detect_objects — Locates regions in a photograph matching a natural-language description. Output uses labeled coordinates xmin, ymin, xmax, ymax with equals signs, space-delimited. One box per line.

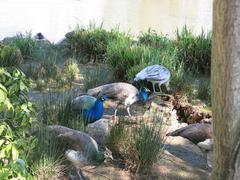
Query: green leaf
xmin=0 ymin=139 xmax=5 ymax=147
xmin=11 ymin=145 xmax=19 ymax=160
xmin=19 ymin=81 xmax=27 ymax=91
xmin=0 ymin=125 xmax=5 ymax=136
xmin=0 ymin=83 xmax=8 ymax=93
xmin=0 ymin=167 xmax=11 ymax=179
xmin=0 ymin=149 xmax=6 ymax=159
xmin=5 ymin=143 xmax=12 ymax=157
xmin=0 ymin=88 xmax=7 ymax=103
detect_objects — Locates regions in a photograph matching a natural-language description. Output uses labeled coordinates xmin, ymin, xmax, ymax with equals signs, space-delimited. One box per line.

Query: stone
xmin=86 ymin=118 xmax=112 ymax=146
xmin=165 ymin=137 xmax=210 ymax=168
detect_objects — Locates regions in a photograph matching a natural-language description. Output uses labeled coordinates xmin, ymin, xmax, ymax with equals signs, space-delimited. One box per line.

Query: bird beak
xmin=145 ymin=87 xmax=151 ymax=93
xmin=109 ymin=154 xmax=114 ymax=160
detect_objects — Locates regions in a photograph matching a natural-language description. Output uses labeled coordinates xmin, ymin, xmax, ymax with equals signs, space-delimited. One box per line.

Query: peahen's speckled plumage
xmin=134 ymin=64 xmax=171 ymax=94
xmin=166 ymin=123 xmax=213 ymax=144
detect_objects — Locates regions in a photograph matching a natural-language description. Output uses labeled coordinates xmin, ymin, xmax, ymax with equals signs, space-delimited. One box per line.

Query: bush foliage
xmin=0 ymin=44 xmax=22 ymax=67
xmin=108 ymin=116 xmax=165 ymax=174
xmin=0 ymin=68 xmax=35 ymax=179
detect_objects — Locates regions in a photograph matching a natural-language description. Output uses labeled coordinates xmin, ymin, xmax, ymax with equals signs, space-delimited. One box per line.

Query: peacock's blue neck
xmin=138 ymin=90 xmax=149 ymax=102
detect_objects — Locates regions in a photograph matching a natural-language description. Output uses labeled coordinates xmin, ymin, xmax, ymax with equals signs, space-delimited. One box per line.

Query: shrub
xmin=40 ymin=60 xmax=61 ymax=80
xmin=82 ymin=64 xmax=116 ymax=91
xmin=67 ymin=25 xmax=132 ymax=63
xmin=197 ymin=77 xmax=211 ymax=102
xmin=133 ymin=122 xmax=164 ymax=173
xmin=62 ymin=58 xmax=80 ymax=86
xmin=0 ymin=43 xmax=22 ymax=67
xmin=0 ymin=68 xmax=35 ymax=179
xmin=32 ymin=156 xmax=65 ymax=180
xmin=174 ymin=26 xmax=211 ymax=74
xmin=107 ymin=42 xmax=150 ymax=80
xmin=38 ymin=91 xmax=84 ymax=130
xmin=108 ymin=115 xmax=165 ymax=174
xmin=11 ymin=32 xmax=36 ymax=59
xmin=31 ymin=127 xmax=66 ymax=180
xmin=138 ymin=29 xmax=171 ymax=50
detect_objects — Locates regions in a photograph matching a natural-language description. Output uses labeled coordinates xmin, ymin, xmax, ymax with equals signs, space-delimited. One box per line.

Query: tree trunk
xmin=212 ymin=0 xmax=240 ymax=179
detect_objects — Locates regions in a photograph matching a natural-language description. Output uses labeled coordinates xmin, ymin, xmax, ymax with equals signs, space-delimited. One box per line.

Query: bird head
xmin=103 ymin=147 xmax=113 ymax=161
xmin=99 ymin=95 xmax=108 ymax=102
xmin=124 ymin=94 xmax=139 ymax=106
xmin=139 ymin=87 xmax=151 ymax=102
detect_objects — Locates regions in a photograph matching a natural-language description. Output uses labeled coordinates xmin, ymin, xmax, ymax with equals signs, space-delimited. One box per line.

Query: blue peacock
xmin=71 ymin=95 xmax=107 ymax=127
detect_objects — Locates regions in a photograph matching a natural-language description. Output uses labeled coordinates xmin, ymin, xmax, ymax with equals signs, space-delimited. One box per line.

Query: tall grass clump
xmin=11 ymin=32 xmax=36 ymax=59
xmin=31 ymin=128 xmax=66 ymax=180
xmin=197 ymin=77 xmax=211 ymax=103
xmin=138 ymin=29 xmax=171 ymax=50
xmin=38 ymin=91 xmax=84 ymax=131
xmin=108 ymin=115 xmax=165 ymax=174
xmin=83 ymin=64 xmax=116 ymax=91
xmin=107 ymin=42 xmax=151 ymax=80
xmin=67 ymin=24 xmax=132 ymax=63
xmin=174 ymin=26 xmax=211 ymax=74
xmin=0 ymin=43 xmax=22 ymax=67
xmin=62 ymin=58 xmax=80 ymax=86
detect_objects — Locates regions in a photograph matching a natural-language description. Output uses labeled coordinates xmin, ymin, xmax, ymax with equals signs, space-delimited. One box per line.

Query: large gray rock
xmin=86 ymin=118 xmax=112 ymax=146
xmin=165 ymin=136 xmax=205 ymax=165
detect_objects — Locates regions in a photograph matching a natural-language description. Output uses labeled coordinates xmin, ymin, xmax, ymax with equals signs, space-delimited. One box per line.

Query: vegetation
xmin=0 ymin=24 xmax=212 ymax=178
xmin=0 ymin=44 xmax=22 ymax=67
xmin=0 ymin=68 xmax=35 ymax=179
xmin=82 ymin=64 xmax=116 ymax=91
xmin=66 ymin=24 xmax=132 ymax=63
xmin=31 ymin=128 xmax=66 ymax=179
xmin=108 ymin=115 xmax=165 ymax=174
xmin=174 ymin=26 xmax=211 ymax=74
xmin=11 ymin=32 xmax=36 ymax=59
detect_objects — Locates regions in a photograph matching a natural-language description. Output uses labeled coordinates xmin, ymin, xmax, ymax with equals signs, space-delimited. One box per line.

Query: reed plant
xmin=174 ymin=26 xmax=211 ymax=74
xmin=108 ymin=114 xmax=165 ymax=174
xmin=138 ymin=29 xmax=171 ymax=50
xmin=82 ymin=64 xmax=116 ymax=91
xmin=0 ymin=43 xmax=22 ymax=67
xmin=11 ymin=32 xmax=36 ymax=59
xmin=38 ymin=91 xmax=84 ymax=131
xmin=62 ymin=58 xmax=80 ymax=86
xmin=31 ymin=127 xmax=66 ymax=180
xmin=197 ymin=77 xmax=211 ymax=103
xmin=67 ymin=23 xmax=132 ymax=63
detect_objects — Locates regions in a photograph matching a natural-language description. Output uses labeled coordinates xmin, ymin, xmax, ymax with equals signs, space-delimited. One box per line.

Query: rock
xmin=151 ymin=136 xmax=210 ymax=179
xmin=1 ymin=36 xmax=17 ymax=44
xmin=57 ymin=31 xmax=75 ymax=47
xmin=143 ymin=95 xmax=176 ymax=126
xmin=86 ymin=118 xmax=112 ymax=146
xmin=152 ymin=150 xmax=210 ymax=180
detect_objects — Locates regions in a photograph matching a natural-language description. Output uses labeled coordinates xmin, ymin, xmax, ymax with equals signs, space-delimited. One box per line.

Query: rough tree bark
xmin=212 ymin=0 xmax=240 ymax=179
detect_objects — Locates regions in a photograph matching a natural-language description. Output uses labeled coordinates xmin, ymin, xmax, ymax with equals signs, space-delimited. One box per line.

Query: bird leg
xmin=152 ymin=82 xmax=156 ymax=94
xmin=126 ymin=106 xmax=132 ymax=117
xmin=113 ymin=105 xmax=119 ymax=125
